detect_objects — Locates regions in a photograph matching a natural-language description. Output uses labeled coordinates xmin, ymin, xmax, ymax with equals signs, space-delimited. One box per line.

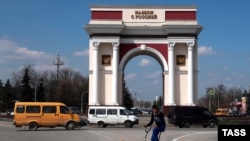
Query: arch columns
xmin=167 ymin=42 xmax=176 ymax=105
xmin=92 ymin=42 xmax=100 ymax=105
xmin=112 ymin=42 xmax=119 ymax=105
xmin=167 ymin=38 xmax=196 ymax=106
xmin=187 ymin=42 xmax=195 ymax=105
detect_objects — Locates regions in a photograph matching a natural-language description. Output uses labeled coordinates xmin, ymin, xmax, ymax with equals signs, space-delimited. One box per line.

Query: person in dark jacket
xmin=145 ymin=105 xmax=166 ymax=141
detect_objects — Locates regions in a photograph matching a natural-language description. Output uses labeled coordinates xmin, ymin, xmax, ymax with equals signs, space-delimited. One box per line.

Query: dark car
xmin=127 ymin=107 xmax=142 ymax=115
xmin=167 ymin=106 xmax=218 ymax=128
xmin=68 ymin=107 xmax=81 ymax=114
xmin=7 ymin=109 xmax=14 ymax=117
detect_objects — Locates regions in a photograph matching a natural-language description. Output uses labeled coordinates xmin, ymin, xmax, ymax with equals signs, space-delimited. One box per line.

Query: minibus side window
xmin=16 ymin=106 xmax=25 ymax=113
xmin=26 ymin=106 xmax=40 ymax=113
xmin=96 ymin=109 xmax=106 ymax=115
xmin=60 ymin=106 xmax=69 ymax=114
xmin=43 ymin=106 xmax=56 ymax=113
xmin=107 ymin=109 xmax=117 ymax=115
xmin=89 ymin=109 xmax=95 ymax=114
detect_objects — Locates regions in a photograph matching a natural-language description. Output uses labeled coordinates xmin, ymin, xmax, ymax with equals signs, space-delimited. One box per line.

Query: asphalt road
xmin=0 ymin=120 xmax=217 ymax=141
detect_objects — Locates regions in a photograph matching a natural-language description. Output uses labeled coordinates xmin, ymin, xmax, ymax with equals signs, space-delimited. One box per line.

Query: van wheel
xmin=66 ymin=121 xmax=75 ymax=130
xmin=209 ymin=121 xmax=216 ymax=128
xmin=202 ymin=125 xmax=208 ymax=128
xmin=184 ymin=122 xmax=191 ymax=128
xmin=28 ymin=122 xmax=38 ymax=131
xmin=97 ymin=121 xmax=105 ymax=128
xmin=178 ymin=124 xmax=184 ymax=128
xmin=125 ymin=121 xmax=132 ymax=128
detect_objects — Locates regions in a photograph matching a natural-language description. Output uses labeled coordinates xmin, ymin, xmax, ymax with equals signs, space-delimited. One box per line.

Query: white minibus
xmin=88 ymin=106 xmax=139 ymax=128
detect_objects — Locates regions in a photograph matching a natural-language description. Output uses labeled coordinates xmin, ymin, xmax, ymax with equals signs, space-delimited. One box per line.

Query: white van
xmin=87 ymin=106 xmax=139 ymax=128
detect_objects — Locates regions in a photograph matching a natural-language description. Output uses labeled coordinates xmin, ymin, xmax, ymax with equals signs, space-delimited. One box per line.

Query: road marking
xmin=172 ymin=131 xmax=216 ymax=141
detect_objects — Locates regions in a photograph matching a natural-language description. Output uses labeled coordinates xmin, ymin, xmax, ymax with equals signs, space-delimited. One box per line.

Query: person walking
xmin=144 ymin=105 xmax=166 ymax=141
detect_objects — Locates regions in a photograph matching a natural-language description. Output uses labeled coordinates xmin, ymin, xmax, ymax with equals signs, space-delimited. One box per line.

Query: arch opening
xmin=124 ymin=54 xmax=163 ymax=109
xmin=121 ymin=46 xmax=166 ymax=109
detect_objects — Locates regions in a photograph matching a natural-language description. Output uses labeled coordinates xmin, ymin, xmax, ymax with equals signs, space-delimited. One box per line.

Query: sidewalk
xmin=0 ymin=118 xmax=13 ymax=125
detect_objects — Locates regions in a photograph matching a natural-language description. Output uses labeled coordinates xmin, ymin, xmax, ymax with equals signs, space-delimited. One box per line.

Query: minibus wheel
xmin=97 ymin=121 xmax=105 ymax=128
xmin=66 ymin=121 xmax=75 ymax=130
xmin=28 ymin=122 xmax=38 ymax=131
xmin=125 ymin=121 xmax=132 ymax=128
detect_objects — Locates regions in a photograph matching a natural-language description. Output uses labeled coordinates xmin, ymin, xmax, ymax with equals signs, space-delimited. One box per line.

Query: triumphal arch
xmin=84 ymin=5 xmax=203 ymax=113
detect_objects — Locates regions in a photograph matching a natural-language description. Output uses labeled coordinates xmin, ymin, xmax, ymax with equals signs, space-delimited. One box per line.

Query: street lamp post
xmin=34 ymin=82 xmax=37 ymax=102
xmin=129 ymin=89 xmax=142 ymax=108
xmin=81 ymin=91 xmax=88 ymax=114
xmin=209 ymin=89 xmax=215 ymax=111
xmin=1 ymin=83 xmax=8 ymax=113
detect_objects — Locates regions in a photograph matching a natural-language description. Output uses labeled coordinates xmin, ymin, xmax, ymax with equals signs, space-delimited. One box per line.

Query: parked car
xmin=167 ymin=106 xmax=218 ymax=128
xmin=69 ymin=107 xmax=81 ymax=114
xmin=214 ymin=108 xmax=229 ymax=117
xmin=7 ymin=109 xmax=14 ymax=116
xmin=127 ymin=107 xmax=141 ymax=115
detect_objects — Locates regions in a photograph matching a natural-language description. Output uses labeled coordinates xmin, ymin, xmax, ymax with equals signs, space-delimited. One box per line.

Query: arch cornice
xmin=85 ymin=24 xmax=125 ymax=35
xmin=119 ymin=45 xmax=168 ymax=72
xmin=163 ymin=25 xmax=203 ymax=35
xmin=167 ymin=37 xmax=196 ymax=46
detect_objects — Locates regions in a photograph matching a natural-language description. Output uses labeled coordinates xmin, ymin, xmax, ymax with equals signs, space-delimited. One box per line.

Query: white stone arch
xmin=84 ymin=5 xmax=203 ymax=114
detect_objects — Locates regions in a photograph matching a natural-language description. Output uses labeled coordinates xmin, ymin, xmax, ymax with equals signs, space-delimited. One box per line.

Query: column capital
xmin=112 ymin=42 xmax=119 ymax=47
xmin=93 ymin=42 xmax=100 ymax=49
xmin=112 ymin=42 xmax=119 ymax=50
xmin=187 ymin=41 xmax=194 ymax=46
xmin=168 ymin=42 xmax=175 ymax=47
xmin=187 ymin=42 xmax=194 ymax=51
xmin=168 ymin=42 xmax=175 ymax=51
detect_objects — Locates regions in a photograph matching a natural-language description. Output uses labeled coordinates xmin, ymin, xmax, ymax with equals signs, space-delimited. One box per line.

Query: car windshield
xmin=205 ymin=110 xmax=213 ymax=116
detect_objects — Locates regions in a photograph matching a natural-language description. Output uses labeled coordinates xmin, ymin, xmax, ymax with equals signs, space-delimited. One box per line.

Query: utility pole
xmin=53 ymin=54 xmax=64 ymax=80
xmin=81 ymin=91 xmax=88 ymax=114
xmin=209 ymin=89 xmax=215 ymax=111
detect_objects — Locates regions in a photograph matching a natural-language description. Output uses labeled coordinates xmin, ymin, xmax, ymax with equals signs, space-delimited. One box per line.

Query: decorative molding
xmin=187 ymin=41 xmax=194 ymax=47
xmin=175 ymin=70 xmax=188 ymax=74
xmin=93 ymin=42 xmax=100 ymax=49
xmin=112 ymin=42 xmax=120 ymax=50
xmin=187 ymin=41 xmax=195 ymax=51
xmin=140 ymin=44 xmax=146 ymax=50
xmin=102 ymin=55 xmax=111 ymax=66
xmin=168 ymin=42 xmax=175 ymax=51
xmin=176 ymin=55 xmax=186 ymax=65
